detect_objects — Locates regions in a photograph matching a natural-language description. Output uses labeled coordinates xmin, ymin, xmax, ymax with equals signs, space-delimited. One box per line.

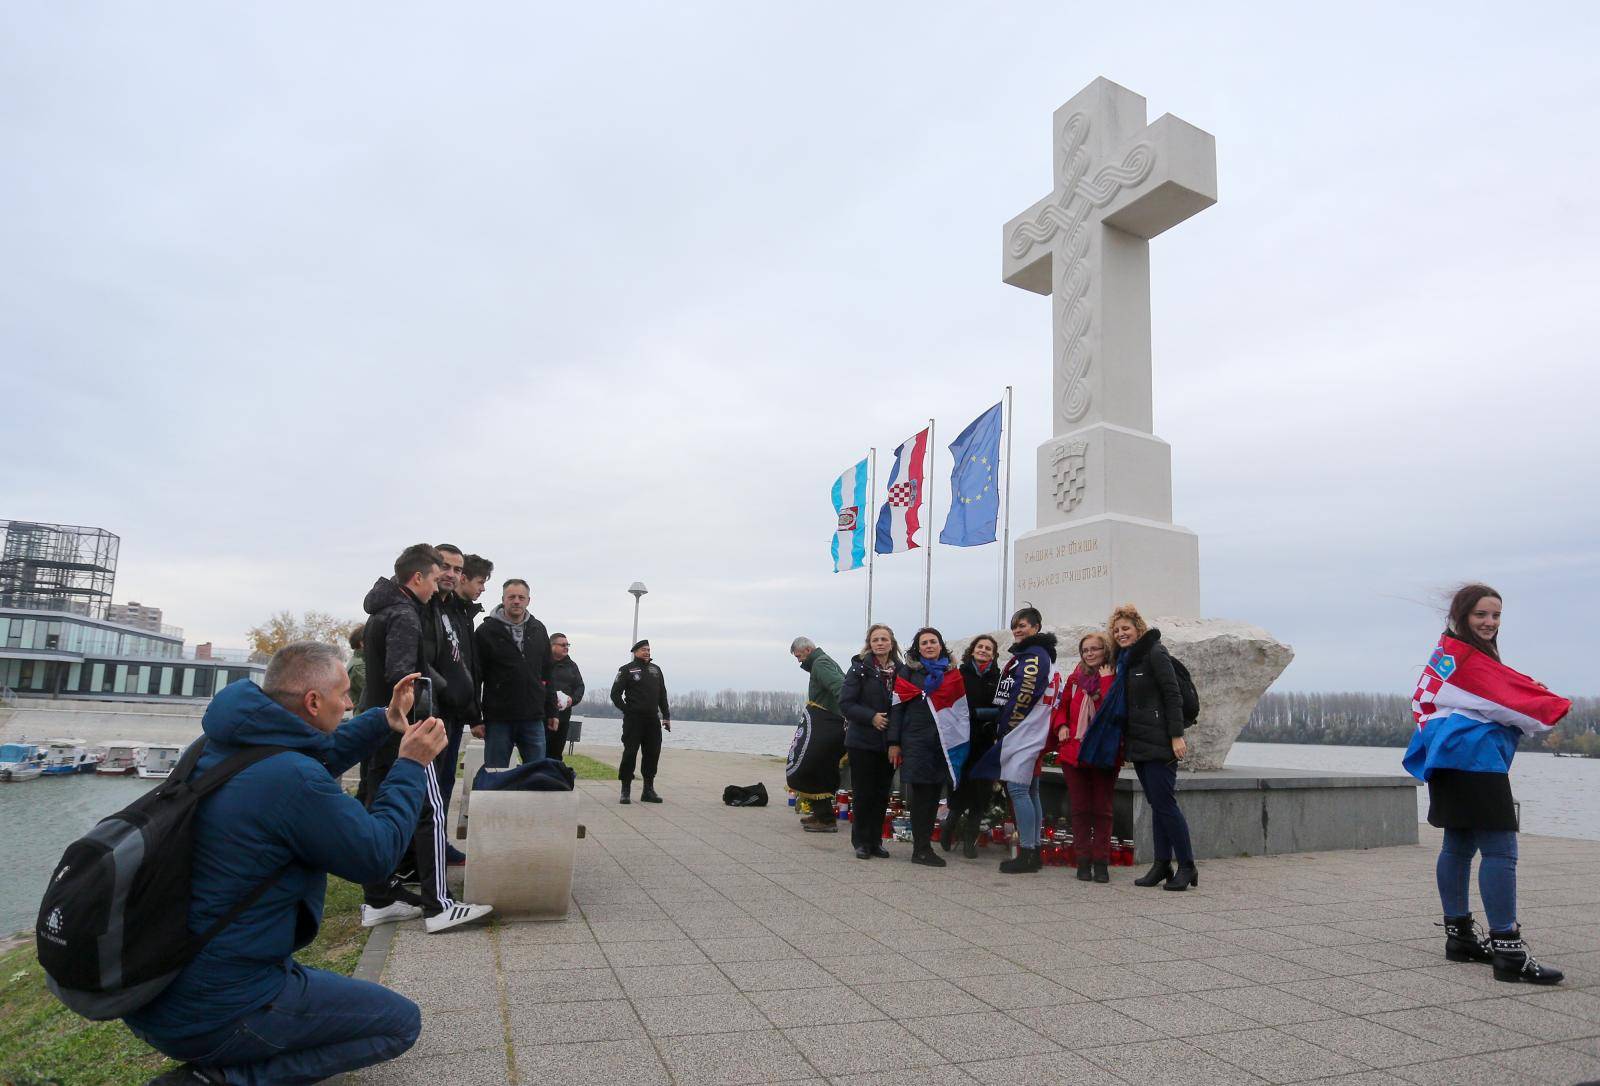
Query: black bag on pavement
xmin=35 ymin=738 xmax=291 ymax=1020
xmin=722 ymin=783 xmax=769 ymax=807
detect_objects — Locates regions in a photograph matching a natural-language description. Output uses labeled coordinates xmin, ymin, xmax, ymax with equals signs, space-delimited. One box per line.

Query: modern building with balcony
xmin=0 ymin=520 xmax=264 ymax=702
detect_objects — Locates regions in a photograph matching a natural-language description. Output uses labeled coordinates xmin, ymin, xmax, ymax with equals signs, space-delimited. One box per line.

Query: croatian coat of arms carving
xmin=1051 ymin=440 xmax=1088 ymax=513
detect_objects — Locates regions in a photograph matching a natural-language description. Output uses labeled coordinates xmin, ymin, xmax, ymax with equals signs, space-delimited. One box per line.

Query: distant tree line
xmin=579 ymin=688 xmax=804 ymax=726
xmin=1242 ymin=691 xmax=1600 ymax=756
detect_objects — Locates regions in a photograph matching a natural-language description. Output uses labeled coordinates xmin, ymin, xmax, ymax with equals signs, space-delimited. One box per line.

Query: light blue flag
xmin=831 ymin=458 xmax=869 ymax=572
xmin=939 ymin=401 xmax=1003 ymax=547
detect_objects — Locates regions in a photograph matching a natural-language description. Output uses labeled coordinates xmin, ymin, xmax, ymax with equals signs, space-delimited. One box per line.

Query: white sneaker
xmin=424 ymin=902 xmax=493 ymax=933
xmin=361 ymin=901 xmax=423 ymax=928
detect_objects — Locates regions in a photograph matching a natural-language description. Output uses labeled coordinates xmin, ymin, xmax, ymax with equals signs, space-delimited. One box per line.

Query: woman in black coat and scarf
xmin=1106 ymin=604 xmax=1197 ymax=891
xmin=839 ymin=624 xmax=902 ymax=860
xmin=943 ymin=634 xmax=1001 ymax=858
xmin=888 ymin=627 xmax=956 ymax=868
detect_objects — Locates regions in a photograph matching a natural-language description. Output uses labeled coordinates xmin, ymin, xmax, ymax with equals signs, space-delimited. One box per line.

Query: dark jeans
xmin=1133 ymin=759 xmax=1194 ymax=865
xmin=484 ymin=719 xmax=546 ymax=769
xmin=1064 ymin=764 xmax=1117 ymax=863
xmin=619 ymin=714 xmax=662 ymax=783
xmin=907 ymin=781 xmax=943 ymax=853
xmin=131 ymin=963 xmax=419 ymax=1085
xmin=547 ymin=709 xmax=573 ymax=762
xmin=848 ymin=747 xmax=892 ymax=849
xmin=361 ymin=740 xmax=453 ymax=915
xmin=1438 ymin=827 xmax=1518 ymax=931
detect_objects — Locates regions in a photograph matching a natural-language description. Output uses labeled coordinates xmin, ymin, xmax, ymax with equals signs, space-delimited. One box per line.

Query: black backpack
xmin=722 ymin=782 xmax=769 ymax=807
xmin=1169 ymin=655 xmax=1201 ymax=725
xmin=36 ymin=738 xmax=291 ymax=1020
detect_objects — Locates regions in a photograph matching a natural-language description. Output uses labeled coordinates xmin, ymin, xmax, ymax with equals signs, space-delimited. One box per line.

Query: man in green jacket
xmin=789 ymin=637 xmax=846 ymax=831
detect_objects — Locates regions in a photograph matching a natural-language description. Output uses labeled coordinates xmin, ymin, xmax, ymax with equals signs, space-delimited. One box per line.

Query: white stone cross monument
xmin=1004 ymin=77 xmax=1216 ymax=623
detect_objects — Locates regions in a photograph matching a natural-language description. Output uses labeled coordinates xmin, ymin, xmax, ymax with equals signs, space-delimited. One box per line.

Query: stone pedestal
xmin=1013 ymin=517 xmax=1200 ymax=627
xmin=464 ymin=789 xmax=579 ymax=921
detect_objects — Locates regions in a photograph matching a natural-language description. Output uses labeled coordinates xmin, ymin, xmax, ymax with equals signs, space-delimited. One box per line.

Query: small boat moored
xmin=0 ymin=741 xmax=47 ymax=782
xmin=137 ymin=743 xmax=183 ymax=780
xmin=97 ymin=741 xmax=145 ymax=776
xmin=41 ymin=739 xmax=102 ymax=776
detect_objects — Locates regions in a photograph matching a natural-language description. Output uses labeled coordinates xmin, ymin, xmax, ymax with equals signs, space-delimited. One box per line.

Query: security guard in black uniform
xmin=611 ymin=639 xmax=671 ymax=804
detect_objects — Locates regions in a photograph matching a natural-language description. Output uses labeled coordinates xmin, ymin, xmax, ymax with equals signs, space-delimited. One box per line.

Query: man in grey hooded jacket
xmin=474 ymin=578 xmax=560 ymax=768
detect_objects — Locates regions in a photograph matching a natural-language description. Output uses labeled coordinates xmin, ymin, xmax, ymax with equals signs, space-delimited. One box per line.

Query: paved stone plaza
xmin=354 ymin=747 xmax=1600 ymax=1086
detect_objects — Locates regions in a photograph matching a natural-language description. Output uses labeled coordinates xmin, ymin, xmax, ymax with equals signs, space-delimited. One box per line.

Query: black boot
xmin=1490 ymin=928 xmax=1563 ymax=985
xmin=1163 ymin=863 xmax=1199 ymax=891
xmin=911 ymin=847 xmax=947 ymax=867
xmin=1076 ymin=859 xmax=1094 ymax=881
xmin=962 ymin=821 xmax=980 ymax=859
xmin=619 ymin=781 xmax=631 ymax=804
xmin=1134 ymin=860 xmax=1174 ymax=887
xmin=1092 ymin=861 xmax=1110 ymax=883
xmin=1026 ymin=846 xmax=1043 ymax=873
xmin=999 ymin=847 xmax=1038 ymax=875
xmin=641 ymin=781 xmax=663 ymax=803
xmin=941 ymin=811 xmax=958 ymax=852
xmin=1442 ymin=915 xmax=1492 ymax=964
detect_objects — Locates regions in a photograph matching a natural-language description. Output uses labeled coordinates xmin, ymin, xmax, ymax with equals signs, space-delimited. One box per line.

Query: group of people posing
xmin=793 ymin=602 xmax=1201 ymax=892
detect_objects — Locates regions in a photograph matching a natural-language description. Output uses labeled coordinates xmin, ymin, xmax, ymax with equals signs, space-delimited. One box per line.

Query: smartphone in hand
xmin=411 ymin=677 xmax=433 ymax=724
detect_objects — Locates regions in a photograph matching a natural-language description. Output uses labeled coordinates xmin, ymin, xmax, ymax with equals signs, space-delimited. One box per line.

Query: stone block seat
xmin=455 ymin=739 xmax=583 ymax=921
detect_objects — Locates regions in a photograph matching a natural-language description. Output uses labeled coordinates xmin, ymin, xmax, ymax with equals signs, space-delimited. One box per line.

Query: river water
xmin=3 ymin=725 xmax=1595 ymax=936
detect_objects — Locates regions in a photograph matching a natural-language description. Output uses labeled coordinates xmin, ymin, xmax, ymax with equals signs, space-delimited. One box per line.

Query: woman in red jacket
xmin=1057 ymin=631 xmax=1118 ymax=882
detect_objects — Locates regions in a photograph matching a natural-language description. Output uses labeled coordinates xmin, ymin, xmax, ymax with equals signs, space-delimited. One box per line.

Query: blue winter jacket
xmin=124 ymin=680 xmax=426 ymax=1040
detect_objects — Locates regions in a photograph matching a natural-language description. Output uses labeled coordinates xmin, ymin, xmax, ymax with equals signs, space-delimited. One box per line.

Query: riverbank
xmin=355 ymin=745 xmax=1600 ymax=1086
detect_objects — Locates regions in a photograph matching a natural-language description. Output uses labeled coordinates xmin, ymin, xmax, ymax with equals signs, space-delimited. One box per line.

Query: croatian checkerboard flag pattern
xmin=1402 ymin=635 xmax=1570 ymax=781
xmin=874 ymin=427 xmax=929 ymax=555
xmin=831 ymin=457 xmax=869 ymax=573
xmin=891 ymin=669 xmax=972 ymax=787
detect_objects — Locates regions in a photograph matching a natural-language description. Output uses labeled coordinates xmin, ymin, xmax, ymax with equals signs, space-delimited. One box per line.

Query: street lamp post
xmin=628 ymin=581 xmax=648 ymax=645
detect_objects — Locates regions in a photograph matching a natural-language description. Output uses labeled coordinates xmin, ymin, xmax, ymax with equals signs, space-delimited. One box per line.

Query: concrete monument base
xmin=1038 ymin=765 xmax=1422 ymax=864
xmin=1013 ymin=516 xmax=1201 ymax=625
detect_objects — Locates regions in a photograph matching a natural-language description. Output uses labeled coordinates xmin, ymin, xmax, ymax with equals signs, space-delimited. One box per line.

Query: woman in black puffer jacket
xmin=839 ymin=624 xmax=902 ymax=860
xmin=888 ymin=627 xmax=957 ymax=868
xmin=1108 ymin=603 xmax=1197 ymax=891
xmin=943 ymin=634 xmax=1001 ymax=857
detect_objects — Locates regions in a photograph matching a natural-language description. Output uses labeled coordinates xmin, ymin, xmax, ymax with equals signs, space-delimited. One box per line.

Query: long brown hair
xmin=1076 ymin=631 xmax=1114 ymax=679
xmin=1446 ymin=583 xmax=1502 ymax=662
xmin=860 ymin=623 xmax=902 ymax=667
xmin=961 ymin=634 xmax=999 ymax=669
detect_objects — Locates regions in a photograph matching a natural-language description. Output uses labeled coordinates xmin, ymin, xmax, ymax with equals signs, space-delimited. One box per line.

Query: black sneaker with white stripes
xmin=424 ymin=901 xmax=493 ymax=934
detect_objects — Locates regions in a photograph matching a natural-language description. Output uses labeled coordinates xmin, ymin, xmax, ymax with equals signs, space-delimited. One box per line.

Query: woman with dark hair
xmin=943 ymin=634 xmax=1001 ymax=857
xmin=1102 ymin=604 xmax=1197 ymax=891
xmin=1059 ymin=631 xmax=1118 ymax=882
xmin=1402 ymin=584 xmax=1571 ymax=984
xmin=888 ymin=626 xmax=959 ymax=867
xmin=840 ymin=624 xmax=902 ymax=860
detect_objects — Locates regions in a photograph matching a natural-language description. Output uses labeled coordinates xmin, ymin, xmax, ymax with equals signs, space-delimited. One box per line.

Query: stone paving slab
xmin=351 ymin=746 xmax=1600 ymax=1085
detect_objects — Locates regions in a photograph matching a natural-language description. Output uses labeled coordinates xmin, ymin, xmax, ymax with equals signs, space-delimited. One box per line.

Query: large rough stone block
xmin=463 ymin=789 xmax=579 ymax=921
xmin=952 ymin=616 xmax=1292 ymax=770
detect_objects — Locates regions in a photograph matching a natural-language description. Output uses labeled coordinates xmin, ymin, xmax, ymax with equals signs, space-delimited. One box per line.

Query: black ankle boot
xmin=1134 ymin=860 xmax=1174 ymax=887
xmin=1092 ymin=861 xmax=1110 ymax=883
xmin=1163 ymin=863 xmax=1198 ymax=891
xmin=962 ymin=822 xmax=979 ymax=859
xmin=1490 ymin=928 xmax=1563 ymax=985
xmin=1442 ymin=915 xmax=1491 ymax=963
xmin=941 ymin=812 xmax=958 ymax=852
xmin=912 ymin=847 xmax=947 ymax=868
xmin=619 ymin=781 xmax=631 ymax=804
xmin=999 ymin=847 xmax=1037 ymax=875
xmin=1076 ymin=859 xmax=1093 ymax=881
xmin=640 ymin=781 xmax=663 ymax=803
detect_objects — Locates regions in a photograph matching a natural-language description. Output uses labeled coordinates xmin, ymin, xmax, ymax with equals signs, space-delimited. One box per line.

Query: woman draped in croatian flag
xmin=1403 ymin=583 xmax=1572 ymax=986
xmin=887 ymin=627 xmax=970 ymax=868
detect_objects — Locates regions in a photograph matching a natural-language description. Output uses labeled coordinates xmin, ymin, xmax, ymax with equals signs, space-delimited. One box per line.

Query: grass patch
xmin=565 ymin=752 xmax=616 ymax=781
xmin=0 ymin=877 xmax=371 ymax=1086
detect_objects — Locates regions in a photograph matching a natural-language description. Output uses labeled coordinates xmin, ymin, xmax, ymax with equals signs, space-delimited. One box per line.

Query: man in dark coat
xmin=546 ymin=632 xmax=584 ymax=762
xmin=610 ymin=639 xmax=670 ymax=804
xmin=430 ymin=544 xmax=484 ymax=865
xmin=788 ymin=637 xmax=845 ymax=831
xmin=129 ymin=644 xmax=444 ymax=1084
xmin=475 ymin=578 xmax=560 ymax=768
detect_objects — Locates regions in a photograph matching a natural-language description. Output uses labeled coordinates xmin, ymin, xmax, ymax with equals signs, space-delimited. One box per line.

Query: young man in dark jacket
xmin=431 ymin=544 xmax=485 ymax=864
xmin=610 ymin=639 xmax=671 ymax=804
xmin=546 ymin=632 xmax=584 ymax=763
xmin=358 ymin=544 xmax=492 ymax=934
xmin=131 ymin=643 xmax=444 ymax=1085
xmin=475 ymin=578 xmax=560 ymax=768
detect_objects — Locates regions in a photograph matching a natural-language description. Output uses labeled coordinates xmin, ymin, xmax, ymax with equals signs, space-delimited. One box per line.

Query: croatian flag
xmin=875 ymin=426 xmax=929 ymax=555
xmin=891 ymin=669 xmax=971 ymax=786
xmin=1402 ymin=635 xmax=1570 ymax=781
xmin=831 ymin=457 xmax=869 ymax=573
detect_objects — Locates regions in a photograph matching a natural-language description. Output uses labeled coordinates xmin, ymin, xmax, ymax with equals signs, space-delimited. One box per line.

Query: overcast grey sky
xmin=5 ymin=3 xmax=1597 ymax=698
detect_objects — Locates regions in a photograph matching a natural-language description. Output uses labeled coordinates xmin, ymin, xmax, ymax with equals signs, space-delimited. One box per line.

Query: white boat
xmin=41 ymin=739 xmax=101 ymax=776
xmin=137 ymin=744 xmax=182 ymax=779
xmin=0 ymin=741 xmax=46 ymax=782
xmin=97 ymin=741 xmax=144 ymax=776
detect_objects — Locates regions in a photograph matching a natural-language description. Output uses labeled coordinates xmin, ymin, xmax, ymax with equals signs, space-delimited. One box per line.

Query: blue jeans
xmin=1438 ymin=827 xmax=1518 ymax=931
xmin=484 ymin=719 xmax=546 ymax=769
xmin=1006 ymin=778 xmax=1042 ymax=848
xmin=132 ymin=963 xmax=419 ymax=1085
xmin=1134 ymin=759 xmax=1194 ymax=865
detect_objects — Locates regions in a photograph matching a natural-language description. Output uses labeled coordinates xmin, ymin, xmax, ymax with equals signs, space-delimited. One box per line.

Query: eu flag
xmin=939 ymin=401 xmax=1003 ymax=547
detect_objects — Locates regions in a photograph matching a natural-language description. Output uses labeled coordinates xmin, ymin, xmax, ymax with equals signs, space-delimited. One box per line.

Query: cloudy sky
xmin=6 ymin=4 xmax=1597 ymax=698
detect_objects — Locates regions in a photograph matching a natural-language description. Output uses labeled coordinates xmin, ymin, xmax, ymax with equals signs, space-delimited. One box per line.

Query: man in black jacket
xmin=546 ymin=632 xmax=584 ymax=763
xmin=357 ymin=543 xmax=492 ymax=935
xmin=610 ymin=639 xmax=671 ymax=804
xmin=430 ymin=544 xmax=484 ymax=866
xmin=475 ymin=578 xmax=560 ymax=768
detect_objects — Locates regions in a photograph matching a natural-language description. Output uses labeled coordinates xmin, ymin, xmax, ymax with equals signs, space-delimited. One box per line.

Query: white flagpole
xmin=998 ymin=386 xmax=1013 ymax=629
xmin=923 ymin=418 xmax=934 ymax=628
xmin=866 ymin=447 xmax=876 ymax=630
